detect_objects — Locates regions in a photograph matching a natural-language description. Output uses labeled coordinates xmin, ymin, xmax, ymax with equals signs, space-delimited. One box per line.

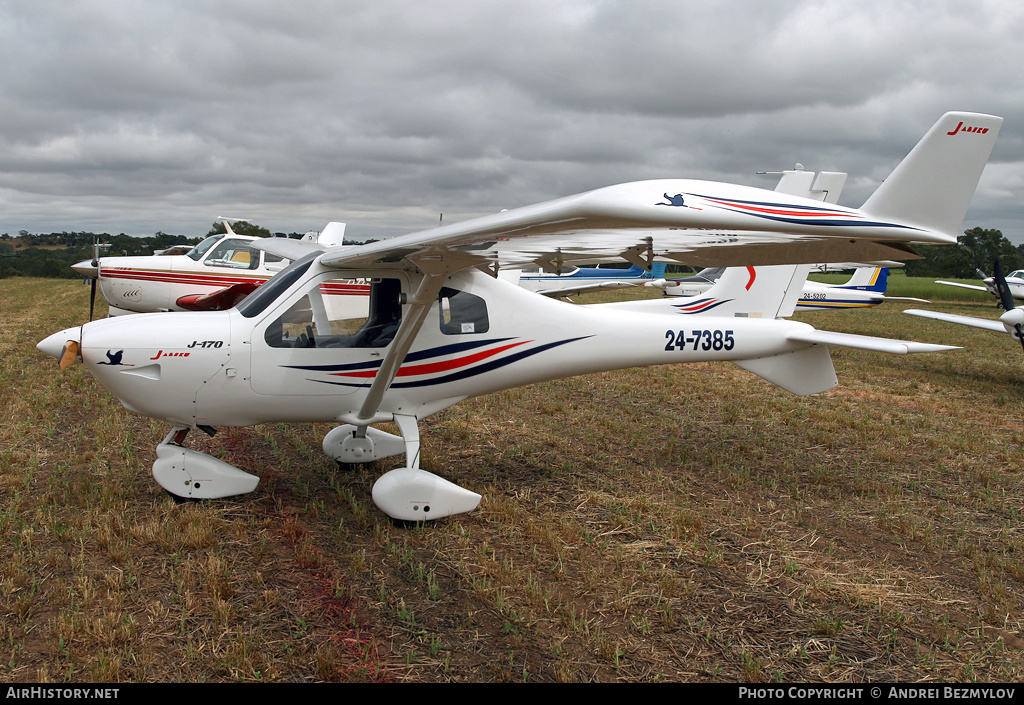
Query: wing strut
xmin=337 ymin=249 xmax=485 ymax=426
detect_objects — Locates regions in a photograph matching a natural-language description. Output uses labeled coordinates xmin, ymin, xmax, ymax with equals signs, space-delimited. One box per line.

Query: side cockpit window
xmin=438 ymin=287 xmax=489 ymax=335
xmin=264 ymin=277 xmax=401 ymax=349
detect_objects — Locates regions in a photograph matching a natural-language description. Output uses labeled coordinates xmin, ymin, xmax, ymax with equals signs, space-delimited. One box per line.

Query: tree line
xmin=903 ymin=228 xmax=1024 ymax=278
xmin=2 ymin=224 xmax=1021 ymax=281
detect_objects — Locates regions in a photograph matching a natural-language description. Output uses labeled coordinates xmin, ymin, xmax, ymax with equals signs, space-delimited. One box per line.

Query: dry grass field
xmin=1 ymin=276 xmax=1022 ymax=683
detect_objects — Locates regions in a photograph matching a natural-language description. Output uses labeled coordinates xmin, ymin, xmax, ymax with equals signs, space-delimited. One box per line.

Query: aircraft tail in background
xmin=840 ymin=266 xmax=888 ymax=292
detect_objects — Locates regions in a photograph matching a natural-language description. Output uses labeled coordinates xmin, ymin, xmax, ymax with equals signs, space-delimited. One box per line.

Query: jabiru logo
xmin=947 ymin=121 xmax=989 ymax=136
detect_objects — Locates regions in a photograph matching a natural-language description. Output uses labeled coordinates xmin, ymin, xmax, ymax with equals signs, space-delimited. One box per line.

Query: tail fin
xmin=317 ymin=222 xmax=347 ymax=247
xmin=593 ymin=264 xmax=809 ymax=318
xmin=861 ymin=112 xmax=1002 ymax=239
xmin=676 ymin=264 xmax=810 ymax=319
xmin=840 ymin=266 xmax=888 ymax=292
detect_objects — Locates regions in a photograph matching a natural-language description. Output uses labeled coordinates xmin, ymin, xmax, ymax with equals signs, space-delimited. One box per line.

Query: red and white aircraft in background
xmin=40 ymin=112 xmax=1001 ymax=522
xmin=72 ymin=220 xmax=361 ymax=316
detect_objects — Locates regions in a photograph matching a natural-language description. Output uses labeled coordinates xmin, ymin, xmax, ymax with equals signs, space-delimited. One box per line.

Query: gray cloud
xmin=1 ymin=0 xmax=1022 ymax=243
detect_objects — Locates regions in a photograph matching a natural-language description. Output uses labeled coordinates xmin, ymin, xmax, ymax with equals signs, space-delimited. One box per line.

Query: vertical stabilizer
xmin=841 ymin=266 xmax=887 ymax=292
xmin=318 ymin=222 xmax=347 ymax=247
xmin=861 ymin=112 xmax=1002 ymax=239
xmin=683 ymin=264 xmax=811 ymax=319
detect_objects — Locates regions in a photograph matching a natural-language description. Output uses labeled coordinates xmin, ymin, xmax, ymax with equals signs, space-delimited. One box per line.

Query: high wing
xmin=935 ymin=280 xmax=991 ymax=293
xmin=255 ymin=237 xmax=328 ymax=262
xmin=318 ymin=112 xmax=1001 ymax=274
xmin=316 ymin=178 xmax=930 ymax=271
xmin=904 ymin=309 xmax=1007 ymax=333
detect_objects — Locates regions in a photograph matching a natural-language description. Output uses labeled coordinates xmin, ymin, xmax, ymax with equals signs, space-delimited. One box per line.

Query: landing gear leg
xmin=370 ymin=414 xmax=481 ymax=522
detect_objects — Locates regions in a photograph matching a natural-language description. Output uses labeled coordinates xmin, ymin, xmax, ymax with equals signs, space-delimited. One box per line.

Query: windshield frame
xmin=236 ymin=252 xmax=319 ymax=318
xmin=186 ymin=234 xmax=226 ymax=261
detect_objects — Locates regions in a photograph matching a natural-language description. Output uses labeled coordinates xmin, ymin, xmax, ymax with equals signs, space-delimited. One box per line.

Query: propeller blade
xmin=994 ymin=261 xmax=1024 ymax=353
xmin=58 ymin=341 xmax=80 ymax=370
xmin=89 ymin=276 xmax=97 ymax=321
xmin=992 ymin=260 xmax=1017 ymax=311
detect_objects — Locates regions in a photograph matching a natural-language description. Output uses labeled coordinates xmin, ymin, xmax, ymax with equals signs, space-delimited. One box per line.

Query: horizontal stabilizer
xmin=786 ymin=329 xmax=960 ymax=354
xmin=877 ymin=295 xmax=930 ymax=303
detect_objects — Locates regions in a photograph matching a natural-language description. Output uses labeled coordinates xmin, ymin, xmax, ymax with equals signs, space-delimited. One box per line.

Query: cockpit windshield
xmin=186 ymin=234 xmax=226 ymax=261
xmin=236 ymin=252 xmax=318 ymax=318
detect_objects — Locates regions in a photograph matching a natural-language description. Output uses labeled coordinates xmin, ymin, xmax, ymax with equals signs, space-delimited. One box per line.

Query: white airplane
xmin=907 ymin=261 xmax=1024 ymax=352
xmin=72 ymin=220 xmax=357 ymax=316
xmin=38 ymin=111 xmax=1001 ymax=522
xmin=651 ymin=265 xmax=928 ymax=311
xmin=935 ymin=269 xmax=1024 ymax=303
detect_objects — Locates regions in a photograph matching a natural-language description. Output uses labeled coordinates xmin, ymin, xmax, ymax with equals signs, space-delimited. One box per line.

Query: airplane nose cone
xmin=1000 ymin=307 xmax=1024 ymax=328
xmin=37 ymin=327 xmax=82 ymax=360
xmin=72 ymin=259 xmax=98 ymax=278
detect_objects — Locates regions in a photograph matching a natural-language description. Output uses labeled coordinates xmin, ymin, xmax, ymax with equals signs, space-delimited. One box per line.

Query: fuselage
xmin=985 ymin=271 xmax=1024 ymax=302
xmin=71 ymin=259 xmax=822 ymax=430
xmin=75 ymin=233 xmax=370 ymax=315
xmin=516 ymin=263 xmax=668 ymax=293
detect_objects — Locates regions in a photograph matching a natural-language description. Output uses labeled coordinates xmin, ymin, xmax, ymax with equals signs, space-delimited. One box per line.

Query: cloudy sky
xmin=1 ymin=0 xmax=1022 ymax=244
